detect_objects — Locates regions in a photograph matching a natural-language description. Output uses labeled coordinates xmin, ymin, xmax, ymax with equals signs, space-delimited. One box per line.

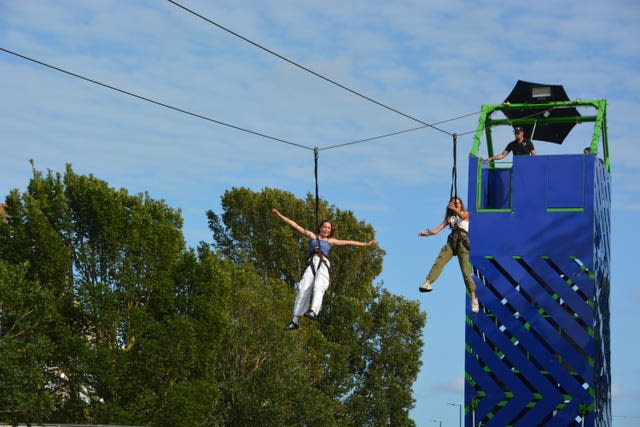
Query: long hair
xmin=316 ymin=219 xmax=335 ymax=238
xmin=444 ymin=196 xmax=464 ymax=221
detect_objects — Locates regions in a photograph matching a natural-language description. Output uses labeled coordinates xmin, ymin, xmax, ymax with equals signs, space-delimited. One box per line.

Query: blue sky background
xmin=1 ymin=1 xmax=639 ymax=425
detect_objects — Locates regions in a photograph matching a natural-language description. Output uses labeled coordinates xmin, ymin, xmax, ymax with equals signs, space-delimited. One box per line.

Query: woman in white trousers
xmin=272 ymin=208 xmax=375 ymax=330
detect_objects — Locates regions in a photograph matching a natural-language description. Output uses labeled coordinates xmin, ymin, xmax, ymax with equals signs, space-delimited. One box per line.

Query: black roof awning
xmin=502 ymin=80 xmax=581 ymax=144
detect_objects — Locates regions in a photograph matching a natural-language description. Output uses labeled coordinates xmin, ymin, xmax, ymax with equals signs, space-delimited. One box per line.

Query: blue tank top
xmin=309 ymin=238 xmax=331 ymax=256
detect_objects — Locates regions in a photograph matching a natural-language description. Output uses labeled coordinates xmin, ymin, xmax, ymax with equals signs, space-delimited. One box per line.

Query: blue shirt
xmin=309 ymin=238 xmax=332 ymax=256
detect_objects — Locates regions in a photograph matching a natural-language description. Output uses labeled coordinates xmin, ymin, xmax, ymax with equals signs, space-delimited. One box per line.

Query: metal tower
xmin=464 ymin=94 xmax=611 ymax=426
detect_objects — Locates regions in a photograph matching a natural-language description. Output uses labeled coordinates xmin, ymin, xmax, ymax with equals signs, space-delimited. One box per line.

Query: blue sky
xmin=1 ymin=1 xmax=639 ymax=425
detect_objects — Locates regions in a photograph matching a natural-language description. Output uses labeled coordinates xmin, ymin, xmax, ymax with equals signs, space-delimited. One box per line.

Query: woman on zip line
xmin=417 ymin=196 xmax=479 ymax=313
xmin=272 ymin=208 xmax=376 ymax=331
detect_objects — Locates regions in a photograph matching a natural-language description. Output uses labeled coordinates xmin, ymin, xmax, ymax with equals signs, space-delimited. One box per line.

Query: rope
xmin=314 ymin=147 xmax=320 ymax=226
xmin=450 ymin=133 xmax=458 ymax=199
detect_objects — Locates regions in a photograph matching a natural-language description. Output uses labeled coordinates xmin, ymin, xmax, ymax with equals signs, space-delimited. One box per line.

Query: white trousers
xmin=293 ymin=255 xmax=330 ymax=317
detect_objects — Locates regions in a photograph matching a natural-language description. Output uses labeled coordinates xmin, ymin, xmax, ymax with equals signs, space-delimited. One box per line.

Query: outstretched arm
xmin=328 ymin=237 xmax=376 ymax=247
xmin=272 ymin=208 xmax=314 ymax=239
xmin=418 ymin=219 xmax=447 ymax=237
xmin=486 ymin=150 xmax=509 ymax=162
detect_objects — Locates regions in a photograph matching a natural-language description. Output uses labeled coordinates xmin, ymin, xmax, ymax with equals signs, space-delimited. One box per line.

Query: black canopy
xmin=503 ymin=80 xmax=581 ymax=144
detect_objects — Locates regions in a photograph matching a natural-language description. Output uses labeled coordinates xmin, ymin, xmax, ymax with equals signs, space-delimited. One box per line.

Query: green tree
xmin=1 ymin=167 xmax=83 ymax=424
xmin=0 ymin=261 xmax=56 ymax=423
xmin=208 ymin=187 xmax=425 ymax=426
xmin=344 ymin=289 xmax=425 ymax=426
xmin=62 ymin=166 xmax=187 ymax=424
xmin=0 ymin=164 xmax=190 ymax=424
xmin=0 ymin=169 xmax=425 ymax=426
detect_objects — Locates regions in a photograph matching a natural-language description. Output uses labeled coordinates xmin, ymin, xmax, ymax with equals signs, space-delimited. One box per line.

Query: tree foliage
xmin=0 ymin=261 xmax=55 ymax=423
xmin=0 ymin=168 xmax=425 ymax=426
xmin=208 ymin=187 xmax=426 ymax=426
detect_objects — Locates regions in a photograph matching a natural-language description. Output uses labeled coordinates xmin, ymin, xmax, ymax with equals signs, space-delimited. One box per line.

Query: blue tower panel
xmin=481 ymin=168 xmax=512 ymax=209
xmin=464 ymin=154 xmax=611 ymax=426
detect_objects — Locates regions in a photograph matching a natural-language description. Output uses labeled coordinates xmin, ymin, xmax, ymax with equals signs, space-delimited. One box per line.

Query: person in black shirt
xmin=486 ymin=126 xmax=536 ymax=162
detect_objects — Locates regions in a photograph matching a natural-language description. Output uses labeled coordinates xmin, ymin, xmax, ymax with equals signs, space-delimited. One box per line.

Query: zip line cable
xmin=0 ymin=47 xmax=313 ymax=152
xmin=167 ymin=0 xmax=481 ymax=212
xmin=166 ymin=0 xmax=452 ymax=136
xmin=1 ymin=46 xmax=475 ymax=221
xmin=432 ymin=110 xmax=482 ymax=126
xmin=450 ymin=133 xmax=458 ymax=199
xmin=1 ymin=45 xmax=322 ymax=225
xmin=456 ymin=107 xmax=562 ymax=138
xmin=2 ymin=45 xmax=476 ymax=225
xmin=321 ymin=125 xmax=429 ymax=151
xmin=321 ymin=111 xmax=481 ymax=151
xmin=1 ymin=47 xmax=480 ymax=154
xmin=314 ymin=147 xmax=320 ymax=225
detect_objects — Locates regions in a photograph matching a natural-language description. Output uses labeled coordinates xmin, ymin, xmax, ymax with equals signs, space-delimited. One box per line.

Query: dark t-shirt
xmin=505 ymin=138 xmax=535 ymax=156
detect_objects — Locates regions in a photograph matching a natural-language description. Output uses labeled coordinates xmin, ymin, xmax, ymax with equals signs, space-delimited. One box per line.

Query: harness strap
xmin=447 ymin=228 xmax=470 ymax=255
xmin=307 ymin=253 xmax=330 ymax=277
xmin=450 ymin=227 xmax=467 ymax=236
xmin=305 ymin=235 xmax=329 ymax=277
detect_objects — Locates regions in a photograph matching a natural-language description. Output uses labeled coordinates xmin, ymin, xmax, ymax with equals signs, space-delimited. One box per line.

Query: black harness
xmin=306 ymin=236 xmax=330 ymax=277
xmin=447 ymin=227 xmax=470 ymax=255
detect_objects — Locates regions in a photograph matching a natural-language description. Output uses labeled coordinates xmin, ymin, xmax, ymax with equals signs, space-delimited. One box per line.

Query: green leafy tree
xmin=1 ymin=167 xmax=83 ymax=424
xmin=207 ymin=187 xmax=425 ymax=426
xmin=344 ymin=289 xmax=425 ymax=426
xmin=0 ymin=164 xmax=190 ymax=424
xmin=63 ymin=166 xmax=188 ymax=424
xmin=1 ymin=168 xmax=426 ymax=426
xmin=0 ymin=261 xmax=56 ymax=423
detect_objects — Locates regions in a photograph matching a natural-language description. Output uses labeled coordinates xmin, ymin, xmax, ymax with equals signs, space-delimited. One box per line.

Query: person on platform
xmin=486 ymin=126 xmax=536 ymax=162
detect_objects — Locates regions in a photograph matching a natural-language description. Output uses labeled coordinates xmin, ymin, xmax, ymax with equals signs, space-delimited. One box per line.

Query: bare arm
xmin=487 ymin=150 xmax=509 ymax=162
xmin=328 ymin=237 xmax=376 ymax=247
xmin=447 ymin=201 xmax=469 ymax=220
xmin=272 ymin=208 xmax=314 ymax=239
xmin=418 ymin=219 xmax=448 ymax=237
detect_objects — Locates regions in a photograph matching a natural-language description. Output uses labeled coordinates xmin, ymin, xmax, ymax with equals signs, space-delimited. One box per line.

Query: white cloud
xmin=432 ymin=376 xmax=465 ymax=394
xmin=2 ymin=0 xmax=639 ymax=423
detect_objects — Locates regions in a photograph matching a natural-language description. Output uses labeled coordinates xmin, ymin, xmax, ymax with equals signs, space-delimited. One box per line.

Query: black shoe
xmin=304 ymin=309 xmax=317 ymax=320
xmin=284 ymin=321 xmax=299 ymax=331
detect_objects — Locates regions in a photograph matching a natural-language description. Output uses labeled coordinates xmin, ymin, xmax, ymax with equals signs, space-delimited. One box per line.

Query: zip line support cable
xmin=166 ymin=0 xmax=453 ymax=137
xmin=314 ymin=146 xmax=320 ymax=226
xmin=1 ymin=47 xmax=482 ymax=154
xmin=450 ymin=133 xmax=458 ymax=199
xmin=0 ymin=47 xmax=313 ymax=152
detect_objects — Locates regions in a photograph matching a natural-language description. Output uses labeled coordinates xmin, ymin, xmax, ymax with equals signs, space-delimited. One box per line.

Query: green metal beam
xmin=469 ymin=99 xmax=609 ymax=170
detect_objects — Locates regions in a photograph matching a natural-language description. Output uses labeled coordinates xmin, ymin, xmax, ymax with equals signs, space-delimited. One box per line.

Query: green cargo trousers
xmin=425 ymin=233 xmax=475 ymax=295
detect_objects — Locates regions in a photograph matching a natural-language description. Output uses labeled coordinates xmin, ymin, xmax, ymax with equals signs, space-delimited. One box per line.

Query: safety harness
xmin=306 ymin=235 xmax=330 ymax=277
xmin=447 ymin=223 xmax=470 ymax=255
